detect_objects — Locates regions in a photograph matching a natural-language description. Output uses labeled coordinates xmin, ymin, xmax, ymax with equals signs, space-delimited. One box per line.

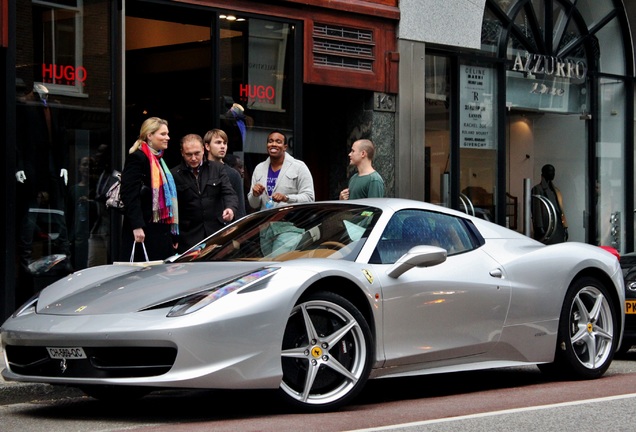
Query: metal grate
xmin=314 ymin=23 xmax=373 ymax=42
xmin=313 ymin=23 xmax=375 ymax=71
xmin=314 ymin=54 xmax=373 ymax=71
xmin=314 ymin=40 xmax=373 ymax=57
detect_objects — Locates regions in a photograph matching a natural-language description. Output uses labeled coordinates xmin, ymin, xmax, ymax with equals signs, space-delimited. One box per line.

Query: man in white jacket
xmin=248 ymin=130 xmax=315 ymax=211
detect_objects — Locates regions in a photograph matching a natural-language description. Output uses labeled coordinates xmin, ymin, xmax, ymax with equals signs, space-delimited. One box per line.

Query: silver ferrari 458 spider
xmin=1 ymin=199 xmax=625 ymax=411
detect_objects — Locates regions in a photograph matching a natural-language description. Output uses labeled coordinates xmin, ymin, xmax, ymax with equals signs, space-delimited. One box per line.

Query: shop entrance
xmin=124 ymin=2 xmax=300 ymax=202
xmin=302 ymin=85 xmax=374 ymax=201
xmin=507 ymin=111 xmax=587 ymax=242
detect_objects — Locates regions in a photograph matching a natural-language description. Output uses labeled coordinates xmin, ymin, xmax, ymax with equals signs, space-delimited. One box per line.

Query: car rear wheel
xmin=540 ymin=277 xmax=617 ymax=379
xmin=279 ymin=291 xmax=373 ymax=411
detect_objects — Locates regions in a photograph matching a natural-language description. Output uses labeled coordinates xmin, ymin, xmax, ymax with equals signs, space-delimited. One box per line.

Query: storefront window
xmin=597 ymin=78 xmax=626 ymax=249
xmin=423 ymin=55 xmax=498 ymax=222
xmin=125 ymin=9 xmax=213 ymax=164
xmin=219 ymin=16 xmax=295 ymax=175
xmin=577 ymin=0 xmax=616 ymax=30
xmin=477 ymin=0 xmax=632 ymax=246
xmin=15 ymin=0 xmax=112 ymax=302
xmin=500 ymin=1 xmax=590 ymax=242
xmin=459 ymin=61 xmax=498 ymax=222
xmin=424 ymin=55 xmax=450 ymax=206
xmin=595 ymin=17 xmax=626 ymax=76
xmin=32 ymin=0 xmax=85 ymax=96
xmin=480 ymin=6 xmax=503 ymax=56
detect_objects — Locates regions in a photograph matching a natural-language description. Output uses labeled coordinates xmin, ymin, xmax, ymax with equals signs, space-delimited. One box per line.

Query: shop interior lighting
xmin=220 ymin=14 xmax=245 ymax=22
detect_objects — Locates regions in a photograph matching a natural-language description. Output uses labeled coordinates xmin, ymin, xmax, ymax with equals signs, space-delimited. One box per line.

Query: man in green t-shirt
xmin=339 ymin=139 xmax=385 ymax=200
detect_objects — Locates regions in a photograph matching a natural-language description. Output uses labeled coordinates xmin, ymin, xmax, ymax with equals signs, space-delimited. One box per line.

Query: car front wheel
xmin=279 ymin=291 xmax=373 ymax=411
xmin=540 ymin=276 xmax=618 ymax=379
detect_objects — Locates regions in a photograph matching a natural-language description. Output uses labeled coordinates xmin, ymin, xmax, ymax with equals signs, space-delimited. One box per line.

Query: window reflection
xmin=16 ymin=0 xmax=112 ymax=303
xmin=219 ymin=16 xmax=295 ymax=198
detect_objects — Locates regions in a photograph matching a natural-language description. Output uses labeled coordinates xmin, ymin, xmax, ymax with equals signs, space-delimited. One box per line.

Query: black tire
xmin=539 ymin=276 xmax=618 ymax=379
xmin=279 ymin=291 xmax=373 ymax=411
xmin=80 ymin=385 xmax=150 ymax=402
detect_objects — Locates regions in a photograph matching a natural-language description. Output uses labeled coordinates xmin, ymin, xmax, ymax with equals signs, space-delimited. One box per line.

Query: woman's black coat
xmin=120 ymin=149 xmax=175 ymax=261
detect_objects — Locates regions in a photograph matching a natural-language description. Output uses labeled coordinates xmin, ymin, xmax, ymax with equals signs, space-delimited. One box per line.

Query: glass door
xmin=597 ymin=77 xmax=626 ymax=250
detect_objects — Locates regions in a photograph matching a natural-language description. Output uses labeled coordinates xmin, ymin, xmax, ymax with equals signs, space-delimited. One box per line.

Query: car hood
xmin=36 ymin=262 xmax=272 ymax=315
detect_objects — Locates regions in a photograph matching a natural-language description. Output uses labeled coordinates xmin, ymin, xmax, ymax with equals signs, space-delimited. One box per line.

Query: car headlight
xmin=12 ymin=293 xmax=40 ymax=318
xmin=167 ymin=267 xmax=279 ymax=317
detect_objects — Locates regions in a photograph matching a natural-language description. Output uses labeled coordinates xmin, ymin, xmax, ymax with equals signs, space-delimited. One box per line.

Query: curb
xmin=0 ymin=380 xmax=83 ymax=405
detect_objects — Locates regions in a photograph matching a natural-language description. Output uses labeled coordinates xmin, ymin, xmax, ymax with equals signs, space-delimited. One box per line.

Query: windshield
xmin=174 ymin=203 xmax=382 ymax=262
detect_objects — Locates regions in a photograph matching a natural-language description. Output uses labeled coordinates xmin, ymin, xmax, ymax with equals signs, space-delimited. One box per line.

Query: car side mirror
xmin=386 ymin=245 xmax=447 ymax=279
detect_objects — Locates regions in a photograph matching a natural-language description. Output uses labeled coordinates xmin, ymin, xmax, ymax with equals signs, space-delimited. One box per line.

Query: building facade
xmin=398 ymin=0 xmax=635 ymax=252
xmin=1 ymin=0 xmax=399 ymax=319
xmin=2 ymin=0 xmax=636 ymax=321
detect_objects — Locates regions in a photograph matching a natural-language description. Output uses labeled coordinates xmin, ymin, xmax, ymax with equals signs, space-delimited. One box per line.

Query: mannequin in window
xmin=68 ymin=156 xmax=97 ymax=269
xmin=15 ymin=82 xmax=71 ymax=273
xmin=89 ymin=144 xmax=113 ymax=266
xmin=531 ymin=164 xmax=568 ymax=244
xmin=220 ymin=101 xmax=253 ymax=152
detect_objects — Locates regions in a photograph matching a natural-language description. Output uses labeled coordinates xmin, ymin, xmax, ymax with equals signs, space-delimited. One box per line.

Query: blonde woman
xmin=120 ymin=117 xmax=179 ymax=261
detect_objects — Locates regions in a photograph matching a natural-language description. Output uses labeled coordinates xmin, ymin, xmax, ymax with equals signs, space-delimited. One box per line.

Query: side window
xmin=371 ymin=210 xmax=477 ymax=264
xmin=33 ymin=0 xmax=86 ymax=97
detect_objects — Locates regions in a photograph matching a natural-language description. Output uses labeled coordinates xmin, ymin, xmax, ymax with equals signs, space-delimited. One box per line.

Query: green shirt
xmin=348 ymin=171 xmax=385 ymax=199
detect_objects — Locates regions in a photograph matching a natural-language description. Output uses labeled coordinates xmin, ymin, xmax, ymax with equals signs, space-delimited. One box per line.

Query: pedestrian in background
xmin=224 ymin=153 xmax=245 ymax=180
xmin=204 ymin=129 xmax=246 ymax=219
xmin=172 ymin=133 xmax=237 ymax=253
xmin=120 ymin=117 xmax=178 ymax=261
xmin=340 ymin=139 xmax=384 ymax=200
xmin=248 ymin=130 xmax=315 ymax=210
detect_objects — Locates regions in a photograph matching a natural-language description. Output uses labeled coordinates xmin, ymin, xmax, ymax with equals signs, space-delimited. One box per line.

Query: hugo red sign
xmin=42 ymin=64 xmax=87 ymax=86
xmin=239 ymin=84 xmax=275 ymax=104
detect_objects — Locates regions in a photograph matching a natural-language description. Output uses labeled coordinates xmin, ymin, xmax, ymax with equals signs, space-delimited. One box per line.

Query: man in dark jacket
xmin=171 ymin=134 xmax=238 ymax=253
xmin=204 ymin=128 xmax=247 ymax=218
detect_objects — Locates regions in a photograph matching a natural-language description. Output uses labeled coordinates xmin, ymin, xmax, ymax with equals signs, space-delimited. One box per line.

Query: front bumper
xmin=1 ymin=305 xmax=286 ymax=390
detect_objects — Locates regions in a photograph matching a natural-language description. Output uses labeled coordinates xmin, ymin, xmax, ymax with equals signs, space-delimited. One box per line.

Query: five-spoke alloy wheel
xmin=279 ymin=291 xmax=372 ymax=411
xmin=541 ymin=277 xmax=618 ymax=379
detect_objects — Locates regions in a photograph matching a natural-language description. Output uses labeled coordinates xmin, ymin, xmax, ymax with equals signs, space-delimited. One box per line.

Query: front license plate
xmin=625 ymin=300 xmax=636 ymax=314
xmin=47 ymin=347 xmax=87 ymax=360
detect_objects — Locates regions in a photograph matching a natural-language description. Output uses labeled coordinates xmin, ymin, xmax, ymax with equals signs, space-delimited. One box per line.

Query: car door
xmin=369 ymin=210 xmax=511 ymax=367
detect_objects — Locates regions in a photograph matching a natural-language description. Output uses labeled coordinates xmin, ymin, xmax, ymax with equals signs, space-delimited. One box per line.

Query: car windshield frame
xmin=174 ymin=203 xmax=383 ymax=263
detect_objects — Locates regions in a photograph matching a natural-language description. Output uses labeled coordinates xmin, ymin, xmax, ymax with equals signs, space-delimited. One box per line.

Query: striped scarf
xmin=140 ymin=142 xmax=179 ymax=234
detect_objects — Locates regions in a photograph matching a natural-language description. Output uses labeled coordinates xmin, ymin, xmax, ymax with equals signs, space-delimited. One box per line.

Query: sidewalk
xmin=0 ymin=335 xmax=82 ymax=404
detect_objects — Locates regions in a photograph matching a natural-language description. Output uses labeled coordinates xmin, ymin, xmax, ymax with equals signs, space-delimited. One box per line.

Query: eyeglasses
xmin=267 ymin=138 xmax=284 ymax=144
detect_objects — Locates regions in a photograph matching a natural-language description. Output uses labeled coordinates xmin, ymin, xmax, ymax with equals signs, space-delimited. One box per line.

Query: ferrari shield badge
xmin=362 ymin=269 xmax=374 ymax=284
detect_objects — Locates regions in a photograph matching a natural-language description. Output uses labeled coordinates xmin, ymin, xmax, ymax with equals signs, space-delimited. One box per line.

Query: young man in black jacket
xmin=204 ymin=128 xmax=247 ymax=218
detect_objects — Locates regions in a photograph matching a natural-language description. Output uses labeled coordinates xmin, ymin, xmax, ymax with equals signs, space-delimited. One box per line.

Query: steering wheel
xmin=319 ymin=241 xmax=346 ymax=250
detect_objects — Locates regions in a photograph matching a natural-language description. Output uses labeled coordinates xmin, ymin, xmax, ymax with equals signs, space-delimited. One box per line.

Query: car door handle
xmin=489 ymin=268 xmax=503 ymax=278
